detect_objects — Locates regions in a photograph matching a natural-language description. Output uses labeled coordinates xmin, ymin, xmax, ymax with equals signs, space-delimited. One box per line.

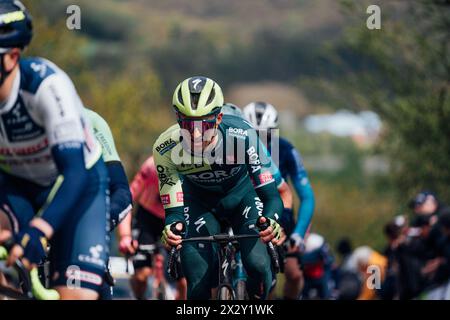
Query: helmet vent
xmin=190 ymin=93 xmax=200 ymax=110
xmin=177 ymin=89 xmax=184 ymax=105
xmin=206 ymin=87 xmax=216 ymax=105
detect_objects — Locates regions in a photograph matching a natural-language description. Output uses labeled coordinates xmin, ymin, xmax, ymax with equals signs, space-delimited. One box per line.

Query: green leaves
xmin=342 ymin=1 xmax=450 ymax=200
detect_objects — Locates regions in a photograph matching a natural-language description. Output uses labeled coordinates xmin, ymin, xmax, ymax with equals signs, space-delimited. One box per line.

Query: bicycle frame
xmin=168 ymin=230 xmax=260 ymax=299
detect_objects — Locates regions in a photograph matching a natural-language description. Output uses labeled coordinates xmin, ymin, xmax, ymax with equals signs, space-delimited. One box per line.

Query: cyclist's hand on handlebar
xmin=161 ymin=223 xmax=183 ymax=250
xmin=119 ymin=235 xmax=137 ymax=255
xmin=289 ymin=233 xmax=305 ymax=253
xmin=7 ymin=227 xmax=47 ymax=268
xmin=258 ymin=217 xmax=282 ymax=245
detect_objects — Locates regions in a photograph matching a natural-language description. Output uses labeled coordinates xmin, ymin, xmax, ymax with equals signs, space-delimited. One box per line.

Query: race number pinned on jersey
xmin=161 ymin=194 xmax=171 ymax=206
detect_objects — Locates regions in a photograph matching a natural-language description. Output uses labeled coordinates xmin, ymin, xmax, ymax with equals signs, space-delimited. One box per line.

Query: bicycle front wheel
xmin=217 ymin=285 xmax=234 ymax=300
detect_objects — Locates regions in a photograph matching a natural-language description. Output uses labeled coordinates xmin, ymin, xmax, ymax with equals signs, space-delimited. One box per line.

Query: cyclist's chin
xmin=193 ymin=137 xmax=215 ymax=149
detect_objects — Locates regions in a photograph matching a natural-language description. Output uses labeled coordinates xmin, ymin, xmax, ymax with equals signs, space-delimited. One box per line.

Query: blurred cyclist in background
xmin=243 ymin=101 xmax=315 ymax=299
xmin=118 ymin=156 xmax=186 ymax=300
xmin=300 ymin=233 xmax=334 ymax=299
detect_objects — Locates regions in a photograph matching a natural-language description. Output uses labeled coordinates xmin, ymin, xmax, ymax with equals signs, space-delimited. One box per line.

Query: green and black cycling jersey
xmin=153 ymin=114 xmax=283 ymax=226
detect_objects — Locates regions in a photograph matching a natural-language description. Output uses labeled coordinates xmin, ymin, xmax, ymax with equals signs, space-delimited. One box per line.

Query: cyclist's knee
xmin=55 ymin=286 xmax=99 ymax=300
xmin=134 ymin=267 xmax=152 ymax=281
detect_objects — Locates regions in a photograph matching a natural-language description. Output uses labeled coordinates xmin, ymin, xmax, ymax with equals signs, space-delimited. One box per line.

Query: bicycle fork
xmin=217 ymin=241 xmax=235 ymax=298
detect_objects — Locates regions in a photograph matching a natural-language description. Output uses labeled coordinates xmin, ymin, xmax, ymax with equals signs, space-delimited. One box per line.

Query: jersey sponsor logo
xmin=246 ymin=146 xmax=262 ymax=173
xmin=156 ymin=139 xmax=177 ymax=155
xmin=242 ymin=206 xmax=251 ymax=219
xmin=161 ymin=194 xmax=171 ymax=205
xmin=1 ymin=98 xmax=45 ymax=142
xmin=186 ymin=166 xmax=241 ymax=183
xmin=0 ymin=138 xmax=48 ymax=156
xmin=95 ymin=132 xmax=114 ymax=156
xmin=176 ymin=192 xmax=184 ymax=203
xmin=157 ymin=165 xmax=176 ymax=190
xmin=30 ymin=62 xmax=50 ymax=79
xmin=254 ymin=197 xmax=263 ymax=216
xmin=184 ymin=207 xmax=190 ymax=226
xmin=228 ymin=127 xmax=248 ymax=139
xmin=194 ymin=217 xmax=206 ymax=233
xmin=258 ymin=172 xmax=273 ymax=184
xmin=78 ymin=245 xmax=105 ymax=267
xmin=0 ymin=154 xmax=53 ymax=166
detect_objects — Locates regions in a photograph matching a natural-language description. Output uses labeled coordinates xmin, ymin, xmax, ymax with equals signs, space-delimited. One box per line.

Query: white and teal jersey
xmin=84 ymin=109 xmax=120 ymax=163
xmin=0 ymin=57 xmax=102 ymax=186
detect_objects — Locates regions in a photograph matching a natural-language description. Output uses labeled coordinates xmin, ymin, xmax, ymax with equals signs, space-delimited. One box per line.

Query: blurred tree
xmin=340 ymin=0 xmax=450 ymax=202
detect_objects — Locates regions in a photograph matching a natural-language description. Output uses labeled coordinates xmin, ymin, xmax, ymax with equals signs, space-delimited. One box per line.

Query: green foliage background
xmin=20 ymin=0 xmax=449 ymax=262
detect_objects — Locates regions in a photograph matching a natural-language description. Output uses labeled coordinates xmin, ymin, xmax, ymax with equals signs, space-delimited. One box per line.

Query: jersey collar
xmin=0 ymin=67 xmax=20 ymax=114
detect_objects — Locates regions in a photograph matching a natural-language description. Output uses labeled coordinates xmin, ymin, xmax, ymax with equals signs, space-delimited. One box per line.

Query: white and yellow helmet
xmin=172 ymin=76 xmax=224 ymax=117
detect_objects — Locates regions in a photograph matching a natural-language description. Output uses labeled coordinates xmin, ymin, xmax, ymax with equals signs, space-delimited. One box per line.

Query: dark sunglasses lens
xmin=202 ymin=121 xmax=216 ymax=132
xmin=179 ymin=119 xmax=216 ymax=134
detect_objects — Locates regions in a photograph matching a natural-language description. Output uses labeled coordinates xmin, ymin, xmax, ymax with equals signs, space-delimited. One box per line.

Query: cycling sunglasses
xmin=177 ymin=114 xmax=219 ymax=134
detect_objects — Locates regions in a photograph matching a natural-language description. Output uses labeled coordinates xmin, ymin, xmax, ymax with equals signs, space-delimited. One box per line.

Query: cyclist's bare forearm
xmin=278 ymin=181 xmax=293 ymax=209
xmin=118 ymin=210 xmax=133 ymax=238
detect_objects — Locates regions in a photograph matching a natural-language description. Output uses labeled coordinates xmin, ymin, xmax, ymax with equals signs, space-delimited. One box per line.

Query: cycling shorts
xmin=0 ymin=160 xmax=110 ymax=293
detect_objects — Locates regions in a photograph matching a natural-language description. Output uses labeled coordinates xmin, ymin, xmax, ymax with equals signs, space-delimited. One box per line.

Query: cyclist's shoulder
xmin=153 ymin=124 xmax=181 ymax=157
xmin=221 ymin=114 xmax=255 ymax=140
xmin=85 ymin=109 xmax=109 ymax=132
xmin=278 ymin=136 xmax=295 ymax=149
xmin=19 ymin=57 xmax=63 ymax=94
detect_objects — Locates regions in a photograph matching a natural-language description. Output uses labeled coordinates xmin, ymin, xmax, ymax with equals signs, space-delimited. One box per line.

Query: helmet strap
xmin=0 ymin=53 xmax=17 ymax=87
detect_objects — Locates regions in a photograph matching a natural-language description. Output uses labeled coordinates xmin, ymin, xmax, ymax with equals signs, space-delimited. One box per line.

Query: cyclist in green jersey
xmin=156 ymin=76 xmax=284 ymax=300
xmin=85 ymin=109 xmax=132 ymax=231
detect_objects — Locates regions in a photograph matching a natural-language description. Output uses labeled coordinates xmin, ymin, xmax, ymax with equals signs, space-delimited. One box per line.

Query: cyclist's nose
xmin=193 ymin=127 xmax=202 ymax=140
